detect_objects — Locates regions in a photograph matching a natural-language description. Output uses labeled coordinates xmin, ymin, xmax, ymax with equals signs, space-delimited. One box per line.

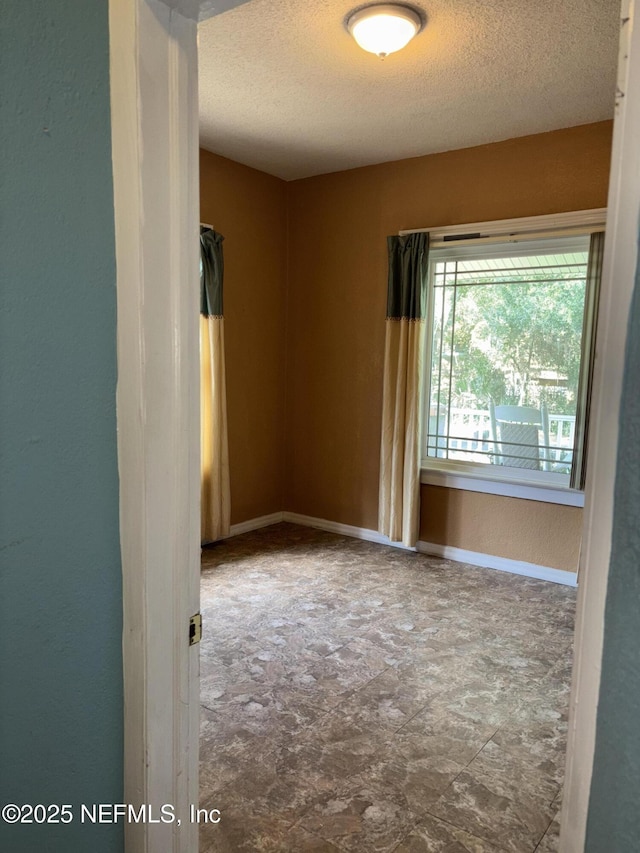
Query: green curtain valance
xmin=386 ymin=232 xmax=429 ymax=320
xmin=200 ymin=227 xmax=224 ymax=317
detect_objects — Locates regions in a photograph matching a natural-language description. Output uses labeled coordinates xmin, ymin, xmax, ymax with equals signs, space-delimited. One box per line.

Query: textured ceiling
xmin=198 ymin=0 xmax=619 ymax=180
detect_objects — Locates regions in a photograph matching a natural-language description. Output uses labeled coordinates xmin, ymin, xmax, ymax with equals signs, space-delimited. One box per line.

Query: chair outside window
xmin=489 ymin=402 xmax=550 ymax=471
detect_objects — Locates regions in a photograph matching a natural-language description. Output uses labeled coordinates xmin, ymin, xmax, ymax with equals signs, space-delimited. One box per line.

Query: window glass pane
xmin=426 ymin=242 xmax=590 ymax=482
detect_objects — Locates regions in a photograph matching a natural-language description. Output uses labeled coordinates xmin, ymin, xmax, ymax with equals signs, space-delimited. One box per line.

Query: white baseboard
xmin=416 ymin=540 xmax=578 ymax=587
xmin=224 ymin=510 xmax=577 ymax=587
xmin=228 ymin=511 xmax=284 ymax=537
xmin=282 ymin=512 xmax=417 ymax=551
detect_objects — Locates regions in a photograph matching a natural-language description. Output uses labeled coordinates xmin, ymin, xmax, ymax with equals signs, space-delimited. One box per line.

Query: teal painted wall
xmin=585 ymin=243 xmax=640 ymax=849
xmin=0 ymin=2 xmax=123 ymax=851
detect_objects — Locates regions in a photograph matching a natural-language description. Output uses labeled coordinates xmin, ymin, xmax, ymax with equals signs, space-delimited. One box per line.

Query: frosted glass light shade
xmin=347 ymin=4 xmax=422 ymax=57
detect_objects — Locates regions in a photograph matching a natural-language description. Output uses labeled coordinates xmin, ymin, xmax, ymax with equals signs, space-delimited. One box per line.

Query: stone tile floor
xmin=199 ymin=523 xmax=575 ymax=852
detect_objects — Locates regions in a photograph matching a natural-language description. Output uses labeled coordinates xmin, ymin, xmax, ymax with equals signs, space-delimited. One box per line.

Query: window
xmin=420 ymin=213 xmax=605 ymax=501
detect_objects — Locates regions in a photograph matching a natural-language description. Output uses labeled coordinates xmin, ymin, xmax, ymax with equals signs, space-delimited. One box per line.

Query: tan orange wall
xmin=200 ymin=149 xmax=287 ymax=524
xmin=285 ymin=121 xmax=613 ymax=571
xmin=420 ymin=487 xmax=584 ymax=571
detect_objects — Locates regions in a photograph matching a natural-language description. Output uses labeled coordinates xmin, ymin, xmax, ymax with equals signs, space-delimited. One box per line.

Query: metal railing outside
xmin=426 ymin=407 xmax=576 ymax=469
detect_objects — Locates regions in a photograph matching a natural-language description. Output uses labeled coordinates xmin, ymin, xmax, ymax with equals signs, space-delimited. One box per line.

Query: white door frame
xmin=109 ymin=1 xmax=249 ymax=849
xmin=109 ymin=0 xmax=640 ymax=850
xmin=110 ymin=2 xmax=201 ymax=850
xmin=560 ymin=1 xmax=640 ymax=850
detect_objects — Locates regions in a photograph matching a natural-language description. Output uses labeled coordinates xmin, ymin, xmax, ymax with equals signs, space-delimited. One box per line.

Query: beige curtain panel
xmin=379 ymin=233 xmax=429 ymax=547
xmin=200 ymin=228 xmax=231 ymax=543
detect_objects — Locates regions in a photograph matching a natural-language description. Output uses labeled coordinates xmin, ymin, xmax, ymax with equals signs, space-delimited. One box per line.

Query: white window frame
xmin=408 ymin=208 xmax=607 ymax=507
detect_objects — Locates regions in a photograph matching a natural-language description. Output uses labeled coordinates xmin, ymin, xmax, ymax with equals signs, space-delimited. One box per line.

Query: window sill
xmin=420 ymin=466 xmax=585 ymax=507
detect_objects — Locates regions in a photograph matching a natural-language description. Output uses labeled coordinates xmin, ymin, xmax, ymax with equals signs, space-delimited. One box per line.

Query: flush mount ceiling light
xmin=347 ymin=4 xmax=423 ymax=58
